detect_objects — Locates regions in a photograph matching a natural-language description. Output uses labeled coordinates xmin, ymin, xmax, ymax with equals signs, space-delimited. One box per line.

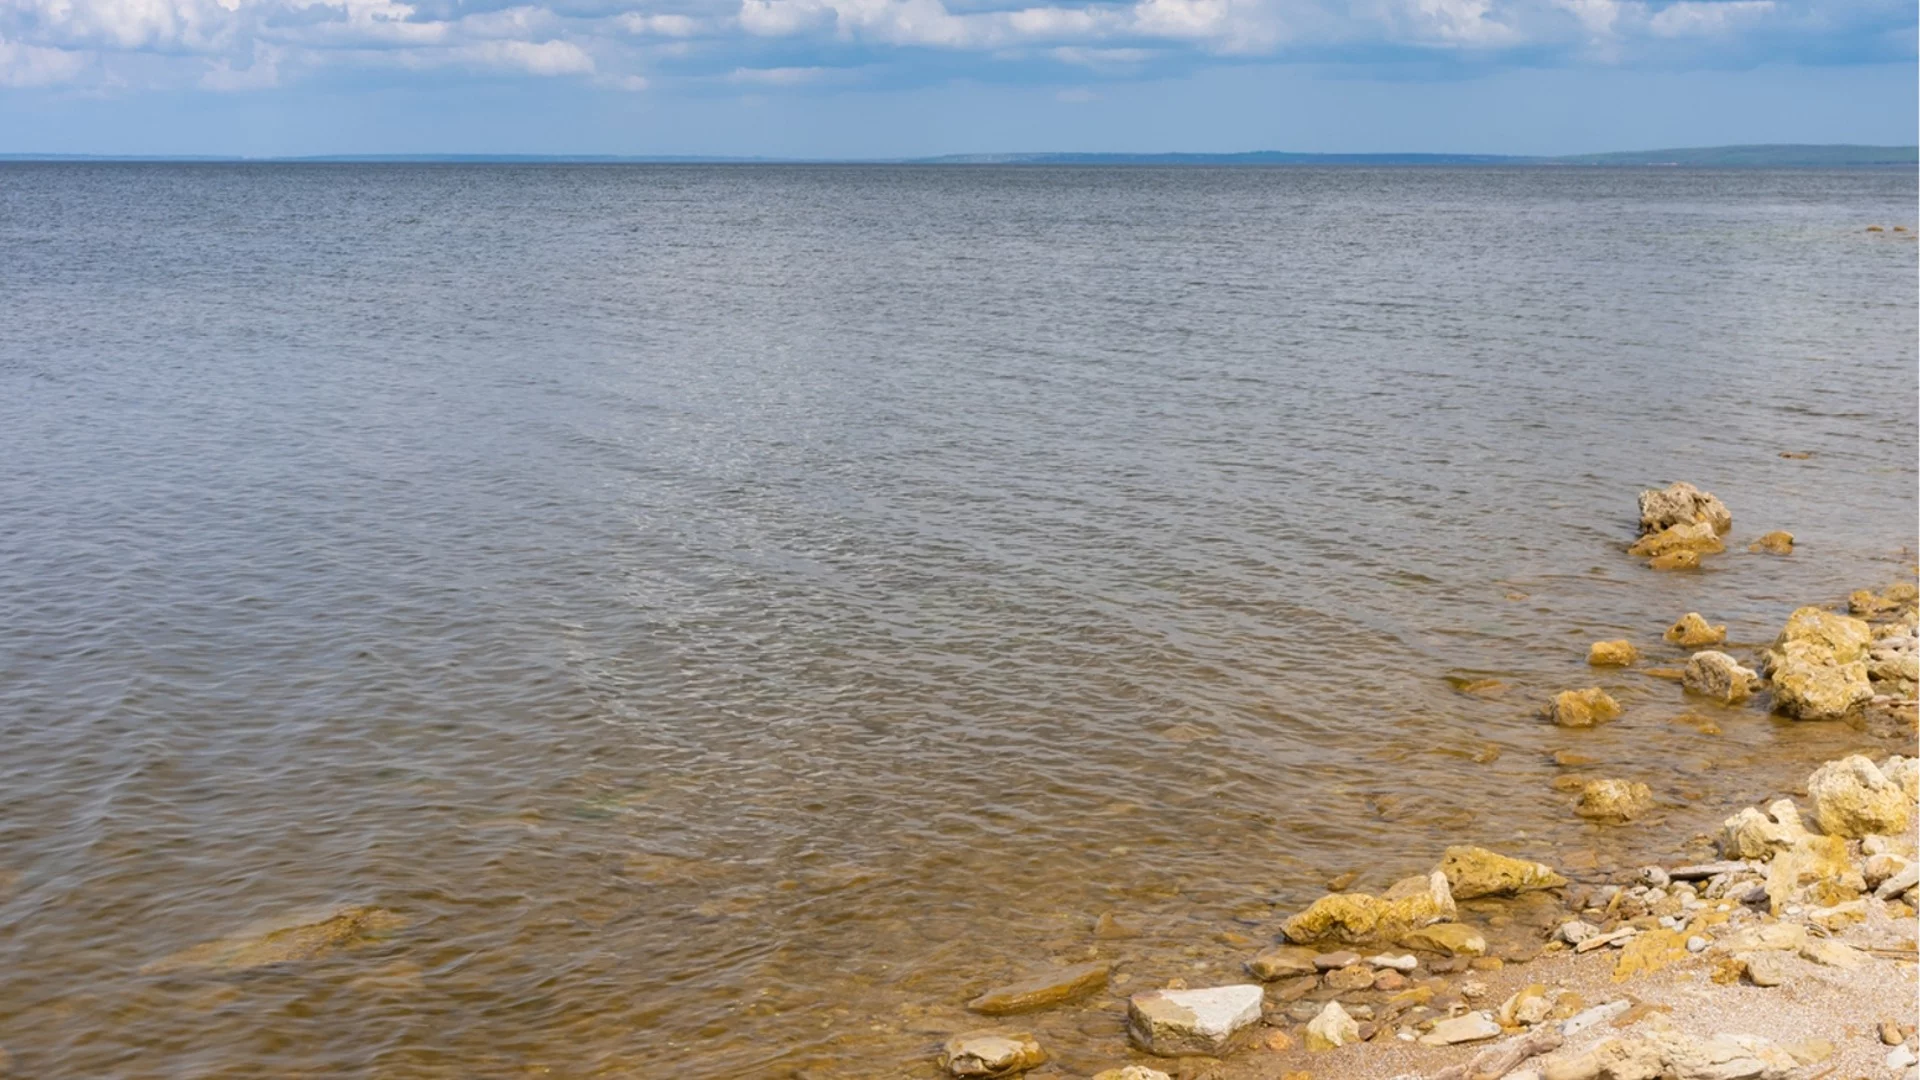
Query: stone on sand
xmin=1420 ymin=1012 xmax=1502 ymax=1046
xmin=1304 ymin=1001 xmax=1360 ymax=1051
xmin=1125 ymin=984 xmax=1264 ymax=1057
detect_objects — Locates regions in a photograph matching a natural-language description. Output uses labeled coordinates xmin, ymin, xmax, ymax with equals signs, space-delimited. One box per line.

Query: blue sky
xmin=0 ymin=0 xmax=1913 ymax=155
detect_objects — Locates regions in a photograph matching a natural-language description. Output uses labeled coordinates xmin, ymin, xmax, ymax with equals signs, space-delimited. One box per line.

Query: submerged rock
xmin=1280 ymin=870 xmax=1455 ymax=945
xmin=1548 ymin=688 xmax=1623 ymax=728
xmin=1749 ymin=531 xmax=1794 ymax=555
xmin=1637 ymin=481 xmax=1732 ymax=535
xmin=1125 ymin=984 xmax=1264 ymax=1057
xmin=1648 ymin=550 xmax=1700 ymax=571
xmin=1629 ymin=521 xmax=1725 ymax=558
xmin=141 ymin=904 xmax=408 ymax=974
xmin=1439 ymin=846 xmax=1567 ymax=899
xmin=1665 ymin=613 xmax=1727 ymax=647
xmin=1682 ymin=651 xmax=1759 ymax=703
xmin=1587 ymin=640 xmax=1638 ymax=667
xmin=1806 ymin=756 xmax=1912 ymax=838
xmin=967 ymin=962 xmax=1109 ymax=1015
xmin=1573 ymin=779 xmax=1653 ymax=823
xmin=940 ymin=1031 xmax=1047 ymax=1078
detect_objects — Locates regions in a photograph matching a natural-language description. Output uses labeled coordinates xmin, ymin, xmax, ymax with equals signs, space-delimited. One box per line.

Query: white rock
xmin=1125 ymin=985 xmax=1264 ymax=1057
xmin=1305 ymin=1000 xmax=1360 ymax=1051
xmin=1560 ymin=1000 xmax=1632 ymax=1036
xmin=1891 ymin=1046 xmax=1919 ymax=1070
xmin=1091 ymin=1068 xmax=1172 ymax=1080
xmin=1808 ymin=756 xmax=1913 ymax=838
xmin=1367 ymin=953 xmax=1418 ymax=971
xmin=1687 ymin=936 xmax=1708 ymax=953
xmin=1557 ymin=920 xmax=1599 ymax=945
xmin=1877 ymin=862 xmax=1920 ymax=901
xmin=1419 ymin=1011 xmax=1502 ymax=1046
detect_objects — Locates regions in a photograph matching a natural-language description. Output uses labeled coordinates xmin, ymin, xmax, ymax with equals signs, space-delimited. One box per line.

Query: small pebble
xmin=1686 ymin=936 xmax=1707 ymax=953
xmin=1884 ymin=1020 xmax=1905 ymax=1046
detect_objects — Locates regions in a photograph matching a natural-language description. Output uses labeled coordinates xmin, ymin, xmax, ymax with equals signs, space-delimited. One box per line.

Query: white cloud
xmin=1647 ymin=0 xmax=1774 ymax=37
xmin=200 ymin=39 xmax=278 ymax=86
xmin=727 ymin=63 xmax=834 ymax=82
xmin=0 ymin=33 xmax=90 ymax=85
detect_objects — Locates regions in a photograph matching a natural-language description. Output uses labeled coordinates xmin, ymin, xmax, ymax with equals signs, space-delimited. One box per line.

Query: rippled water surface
xmin=1 ymin=163 xmax=1916 ymax=1078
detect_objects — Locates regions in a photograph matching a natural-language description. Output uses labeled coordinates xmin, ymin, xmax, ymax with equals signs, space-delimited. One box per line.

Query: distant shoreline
xmin=2 ymin=144 xmax=1915 ymax=167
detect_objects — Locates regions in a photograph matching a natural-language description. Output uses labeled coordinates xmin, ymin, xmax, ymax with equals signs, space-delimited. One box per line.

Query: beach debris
xmin=1427 ymin=1028 xmax=1565 ymax=1080
xmin=939 ymin=1031 xmax=1046 ymax=1078
xmin=1681 ymin=651 xmax=1758 ymax=704
xmin=1439 ymin=846 xmax=1568 ymax=899
xmin=1637 ymin=481 xmax=1732 ymax=536
xmin=1547 ymin=688 xmax=1622 ymax=728
xmin=140 ymin=904 xmax=407 ymax=974
xmin=1124 ymin=984 xmax=1263 ymax=1056
xmin=966 ymin=961 xmax=1109 ymax=1015
xmin=1573 ymin=779 xmax=1653 ymax=823
xmin=1280 ymin=871 xmax=1456 ymax=945
xmin=1587 ymin=640 xmax=1637 ymax=666
xmin=1748 ymin=531 xmax=1793 ymax=554
xmin=1303 ymin=1000 xmax=1359 ymax=1051
xmin=1806 ymin=755 xmax=1911 ymax=837
xmin=1664 ymin=613 xmax=1726 ymax=647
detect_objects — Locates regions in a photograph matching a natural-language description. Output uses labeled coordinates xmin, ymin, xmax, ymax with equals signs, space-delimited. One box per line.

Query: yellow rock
xmin=1769 ymin=650 xmax=1872 ymax=720
xmin=1588 ymin=640 xmax=1638 ymax=666
xmin=1280 ymin=871 xmax=1456 ymax=945
xmin=1629 ymin=521 xmax=1725 ymax=558
xmin=1612 ymin=928 xmax=1690 ymax=981
xmin=1773 ymin=606 xmax=1872 ymax=665
xmin=1765 ymin=834 xmax=1861 ymax=913
xmin=1665 ymin=613 xmax=1726 ymax=647
xmin=967 ymin=962 xmax=1110 ymax=1015
xmin=1548 ymin=688 xmax=1623 ymax=727
xmin=1397 ymin=922 xmax=1487 ymax=956
xmin=1806 ymin=755 xmax=1913 ymax=838
xmin=1648 ymin=550 xmax=1700 ymax=571
xmin=1574 ymin=779 xmax=1653 ymax=823
xmin=1438 ymin=846 xmax=1567 ymax=899
xmin=1749 ymin=531 xmax=1794 ymax=555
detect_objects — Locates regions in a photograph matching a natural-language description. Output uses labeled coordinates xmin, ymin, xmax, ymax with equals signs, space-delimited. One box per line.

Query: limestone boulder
xmin=1574 ymin=779 xmax=1653 ymax=823
xmin=967 ymin=962 xmax=1110 ymax=1015
xmin=1719 ymin=800 xmax=1809 ymax=859
xmin=1768 ymin=651 xmax=1872 ymax=720
xmin=1771 ymin=606 xmax=1872 ymax=665
xmin=1548 ymin=688 xmax=1623 ymax=728
xmin=1806 ymin=756 xmax=1912 ymax=838
xmin=1438 ymin=846 xmax=1567 ymax=899
xmin=940 ymin=1032 xmax=1047 ymax=1078
xmin=1647 ymin=1030 xmax=1796 ymax=1080
xmin=1125 ymin=985 xmax=1264 ymax=1057
xmin=1850 ymin=583 xmax=1919 ymax=616
xmin=1682 ymin=651 xmax=1759 ymax=704
xmin=1629 ymin=521 xmax=1725 ymax=558
xmin=1638 ymin=481 xmax=1732 ymax=535
xmin=1588 ymin=640 xmax=1638 ymax=666
xmin=1881 ymin=755 xmax=1919 ymax=802
xmin=1280 ymin=870 xmax=1455 ymax=945
xmin=1765 ymin=834 xmax=1861 ymax=912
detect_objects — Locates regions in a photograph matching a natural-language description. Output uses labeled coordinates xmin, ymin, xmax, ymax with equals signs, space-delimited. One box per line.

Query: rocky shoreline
xmin=933 ymin=484 xmax=1920 ymax=1080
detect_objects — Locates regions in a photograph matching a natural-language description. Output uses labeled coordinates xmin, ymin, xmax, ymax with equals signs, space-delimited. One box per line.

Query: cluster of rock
xmin=1628 ymin=482 xmax=1732 ymax=570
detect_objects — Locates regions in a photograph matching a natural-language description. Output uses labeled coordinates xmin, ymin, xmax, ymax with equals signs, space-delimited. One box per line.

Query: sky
xmin=0 ymin=0 xmax=1913 ymax=156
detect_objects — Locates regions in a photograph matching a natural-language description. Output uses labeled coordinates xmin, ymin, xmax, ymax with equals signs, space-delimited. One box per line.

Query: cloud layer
xmin=0 ymin=0 xmax=1911 ymax=97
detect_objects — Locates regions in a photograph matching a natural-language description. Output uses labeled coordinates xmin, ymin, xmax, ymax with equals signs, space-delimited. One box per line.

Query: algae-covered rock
xmin=1769 ymin=651 xmax=1872 ymax=720
xmin=1573 ymin=779 xmax=1653 ymax=823
xmin=940 ymin=1031 xmax=1047 ymax=1078
xmin=1629 ymin=521 xmax=1725 ymax=558
xmin=1438 ymin=846 xmax=1567 ymax=899
xmin=1638 ymin=482 xmax=1732 ymax=535
xmin=1588 ymin=640 xmax=1638 ymax=666
xmin=1280 ymin=871 xmax=1455 ymax=945
xmin=1125 ymin=985 xmax=1263 ymax=1057
xmin=1664 ymin=613 xmax=1726 ymax=647
xmin=1806 ymin=756 xmax=1912 ymax=838
xmin=1548 ymin=688 xmax=1623 ymax=728
xmin=967 ymin=962 xmax=1109 ymax=1015
xmin=1397 ymin=922 xmax=1487 ymax=956
xmin=1648 ymin=550 xmax=1700 ymax=571
xmin=1682 ymin=650 xmax=1759 ymax=704
xmin=141 ymin=904 xmax=408 ymax=974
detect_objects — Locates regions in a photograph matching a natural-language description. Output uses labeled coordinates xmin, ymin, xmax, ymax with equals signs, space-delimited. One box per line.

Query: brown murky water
xmin=0 ymin=163 xmax=1915 ymax=1078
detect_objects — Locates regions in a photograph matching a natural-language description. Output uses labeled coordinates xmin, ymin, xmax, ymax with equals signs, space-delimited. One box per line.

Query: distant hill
xmin=3 ymin=144 xmax=1914 ymax=166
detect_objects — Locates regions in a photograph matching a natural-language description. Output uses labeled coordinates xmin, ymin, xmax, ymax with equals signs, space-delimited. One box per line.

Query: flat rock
xmin=1440 ymin=845 xmax=1567 ymax=899
xmin=967 ymin=962 xmax=1110 ymax=1015
xmin=1738 ymin=951 xmax=1790 ymax=987
xmin=1398 ymin=922 xmax=1487 ymax=956
xmin=1125 ymin=984 xmax=1264 ymax=1057
xmin=1312 ymin=949 xmax=1361 ymax=970
xmin=1245 ymin=945 xmax=1318 ymax=981
xmin=940 ymin=1031 xmax=1047 ymax=1078
xmin=1419 ymin=1011 xmax=1501 ymax=1046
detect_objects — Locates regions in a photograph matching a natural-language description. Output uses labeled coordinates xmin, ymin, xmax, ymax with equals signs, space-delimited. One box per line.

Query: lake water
xmin=0 ymin=163 xmax=1914 ymax=1078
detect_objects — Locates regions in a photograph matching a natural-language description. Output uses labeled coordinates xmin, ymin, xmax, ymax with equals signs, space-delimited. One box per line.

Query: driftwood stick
xmin=1427 ymin=1028 xmax=1566 ymax=1080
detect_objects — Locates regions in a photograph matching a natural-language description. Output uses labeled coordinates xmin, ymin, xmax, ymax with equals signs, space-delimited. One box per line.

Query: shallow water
xmin=0 ymin=163 xmax=1915 ymax=1078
